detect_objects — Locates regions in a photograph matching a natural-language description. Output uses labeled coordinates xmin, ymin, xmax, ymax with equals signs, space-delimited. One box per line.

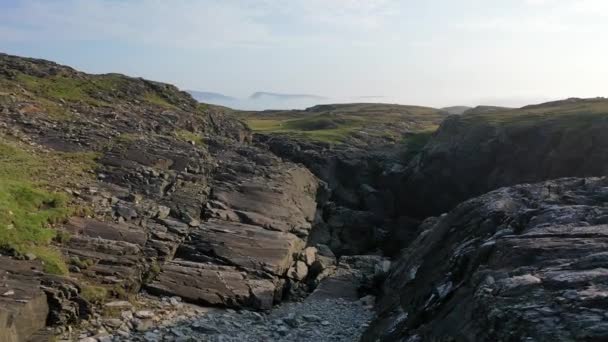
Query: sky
xmin=1 ymin=0 xmax=607 ymax=108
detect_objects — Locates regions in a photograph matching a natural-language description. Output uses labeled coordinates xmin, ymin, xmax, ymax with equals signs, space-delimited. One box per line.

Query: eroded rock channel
xmin=2 ymin=54 xmax=608 ymax=342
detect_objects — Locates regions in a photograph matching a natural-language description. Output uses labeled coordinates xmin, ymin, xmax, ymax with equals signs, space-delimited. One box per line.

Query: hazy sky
xmin=1 ymin=0 xmax=607 ymax=108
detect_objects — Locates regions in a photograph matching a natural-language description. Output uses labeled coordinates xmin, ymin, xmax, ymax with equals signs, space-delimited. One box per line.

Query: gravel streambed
xmin=117 ymin=297 xmax=375 ymax=342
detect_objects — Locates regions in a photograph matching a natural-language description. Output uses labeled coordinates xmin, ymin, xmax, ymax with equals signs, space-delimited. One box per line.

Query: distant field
xmin=237 ymin=103 xmax=446 ymax=145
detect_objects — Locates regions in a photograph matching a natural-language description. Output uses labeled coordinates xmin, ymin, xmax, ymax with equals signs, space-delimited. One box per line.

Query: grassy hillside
xmin=0 ymin=53 xmax=218 ymax=275
xmin=238 ymin=103 xmax=446 ymax=145
xmin=460 ymin=98 xmax=607 ymax=127
xmin=0 ymin=137 xmax=97 ymax=274
xmin=0 ymin=53 xmax=207 ymax=119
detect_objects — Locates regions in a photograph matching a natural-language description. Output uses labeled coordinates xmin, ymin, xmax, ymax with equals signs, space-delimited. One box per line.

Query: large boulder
xmin=147 ymin=144 xmax=320 ymax=309
xmin=364 ymin=177 xmax=608 ymax=341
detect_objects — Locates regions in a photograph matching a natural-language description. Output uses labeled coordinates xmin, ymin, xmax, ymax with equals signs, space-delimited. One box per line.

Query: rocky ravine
xmin=3 ymin=52 xmax=608 ymax=342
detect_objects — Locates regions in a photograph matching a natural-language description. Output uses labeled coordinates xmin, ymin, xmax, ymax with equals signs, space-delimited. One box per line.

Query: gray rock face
xmin=0 ymin=257 xmax=49 ymax=342
xmin=256 ymin=134 xmax=423 ymax=257
xmin=144 ymin=143 xmax=319 ymax=309
xmin=364 ymin=177 xmax=608 ymax=342
xmin=146 ymin=260 xmax=277 ymax=309
xmin=310 ymin=255 xmax=390 ymax=301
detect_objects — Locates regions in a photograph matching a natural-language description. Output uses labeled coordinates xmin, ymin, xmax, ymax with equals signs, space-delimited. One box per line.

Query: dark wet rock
xmin=310 ymin=255 xmax=390 ymax=301
xmin=364 ymin=177 xmax=608 ymax=342
xmin=146 ymin=260 xmax=277 ymax=310
xmin=177 ymin=220 xmax=305 ymax=276
xmin=0 ymin=257 xmax=49 ymax=342
xmin=256 ymin=135 xmax=402 ymax=217
xmin=324 ymin=206 xmax=384 ymax=255
xmin=41 ymin=276 xmax=93 ymax=326
xmin=61 ymin=218 xmax=148 ymax=291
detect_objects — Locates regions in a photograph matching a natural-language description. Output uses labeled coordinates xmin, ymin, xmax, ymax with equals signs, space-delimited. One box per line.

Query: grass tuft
xmin=0 ymin=138 xmax=98 ymax=274
xmin=80 ymin=284 xmax=109 ymax=304
xmin=174 ymin=129 xmax=204 ymax=146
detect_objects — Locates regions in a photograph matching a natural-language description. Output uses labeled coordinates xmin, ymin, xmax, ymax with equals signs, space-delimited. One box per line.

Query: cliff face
xmin=400 ymin=98 xmax=608 ymax=218
xmin=363 ymin=98 xmax=608 ymax=341
xmin=364 ymin=177 xmax=608 ymax=341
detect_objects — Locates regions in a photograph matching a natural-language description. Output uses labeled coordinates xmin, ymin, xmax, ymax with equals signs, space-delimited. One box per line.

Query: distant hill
xmin=463 ymin=105 xmax=511 ymax=115
xmin=440 ymin=106 xmax=472 ymax=115
xmin=188 ymin=91 xmax=236 ymax=103
xmin=237 ymin=102 xmax=447 ymax=146
xmin=249 ymin=92 xmax=325 ymax=101
xmin=187 ymin=90 xmax=328 ymax=110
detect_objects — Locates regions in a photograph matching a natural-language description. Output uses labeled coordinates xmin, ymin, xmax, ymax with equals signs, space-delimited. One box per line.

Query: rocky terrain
xmin=0 ymin=53 xmax=352 ymax=341
xmin=1 ymin=52 xmax=608 ymax=342
xmin=117 ymin=297 xmax=374 ymax=342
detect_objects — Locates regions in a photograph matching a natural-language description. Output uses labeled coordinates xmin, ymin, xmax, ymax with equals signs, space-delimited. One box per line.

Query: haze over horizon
xmin=1 ymin=0 xmax=607 ymax=109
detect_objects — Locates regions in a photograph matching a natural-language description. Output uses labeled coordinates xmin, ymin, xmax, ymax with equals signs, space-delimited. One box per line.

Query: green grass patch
xmin=69 ymin=256 xmax=95 ymax=270
xmin=11 ymin=72 xmax=180 ymax=111
xmin=460 ymin=100 xmax=608 ymax=127
xmin=16 ymin=74 xmax=107 ymax=106
xmin=174 ymin=129 xmax=204 ymax=146
xmin=80 ymin=284 xmax=109 ymax=304
xmin=239 ymin=103 xmax=445 ymax=144
xmin=142 ymin=92 xmax=176 ymax=109
xmin=0 ymin=180 xmax=70 ymax=274
xmin=244 ymin=115 xmax=363 ymax=143
xmin=0 ymin=141 xmax=98 ymax=188
xmin=247 ymin=119 xmax=284 ymax=131
xmin=0 ymin=139 xmax=98 ymax=274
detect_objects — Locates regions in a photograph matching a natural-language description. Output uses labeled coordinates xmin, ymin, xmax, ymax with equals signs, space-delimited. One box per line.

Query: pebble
xmin=105 ymin=301 xmax=134 ymax=309
xmin=78 ymin=338 xmax=97 ymax=342
xmin=135 ymin=310 xmax=155 ymax=319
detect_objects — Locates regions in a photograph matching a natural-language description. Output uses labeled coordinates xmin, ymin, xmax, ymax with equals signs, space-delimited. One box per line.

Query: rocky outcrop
xmin=400 ymin=99 xmax=608 ymax=217
xmin=143 ymin=141 xmax=319 ymax=309
xmin=0 ymin=258 xmax=50 ymax=342
xmin=364 ymin=177 xmax=608 ymax=341
xmin=8 ymin=52 xmax=608 ymax=342
xmin=256 ymin=134 xmax=423 ymax=257
xmin=0 ymin=52 xmax=323 ymax=331
xmin=310 ymin=255 xmax=390 ymax=301
xmin=256 ymin=135 xmax=402 ymax=216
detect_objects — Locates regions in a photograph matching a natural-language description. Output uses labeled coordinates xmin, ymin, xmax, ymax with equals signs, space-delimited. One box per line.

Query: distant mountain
xmin=187 ymin=91 xmax=236 ymax=103
xmin=249 ymin=92 xmax=326 ymax=101
xmin=187 ymin=90 xmax=328 ymax=110
xmin=440 ymin=106 xmax=472 ymax=115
